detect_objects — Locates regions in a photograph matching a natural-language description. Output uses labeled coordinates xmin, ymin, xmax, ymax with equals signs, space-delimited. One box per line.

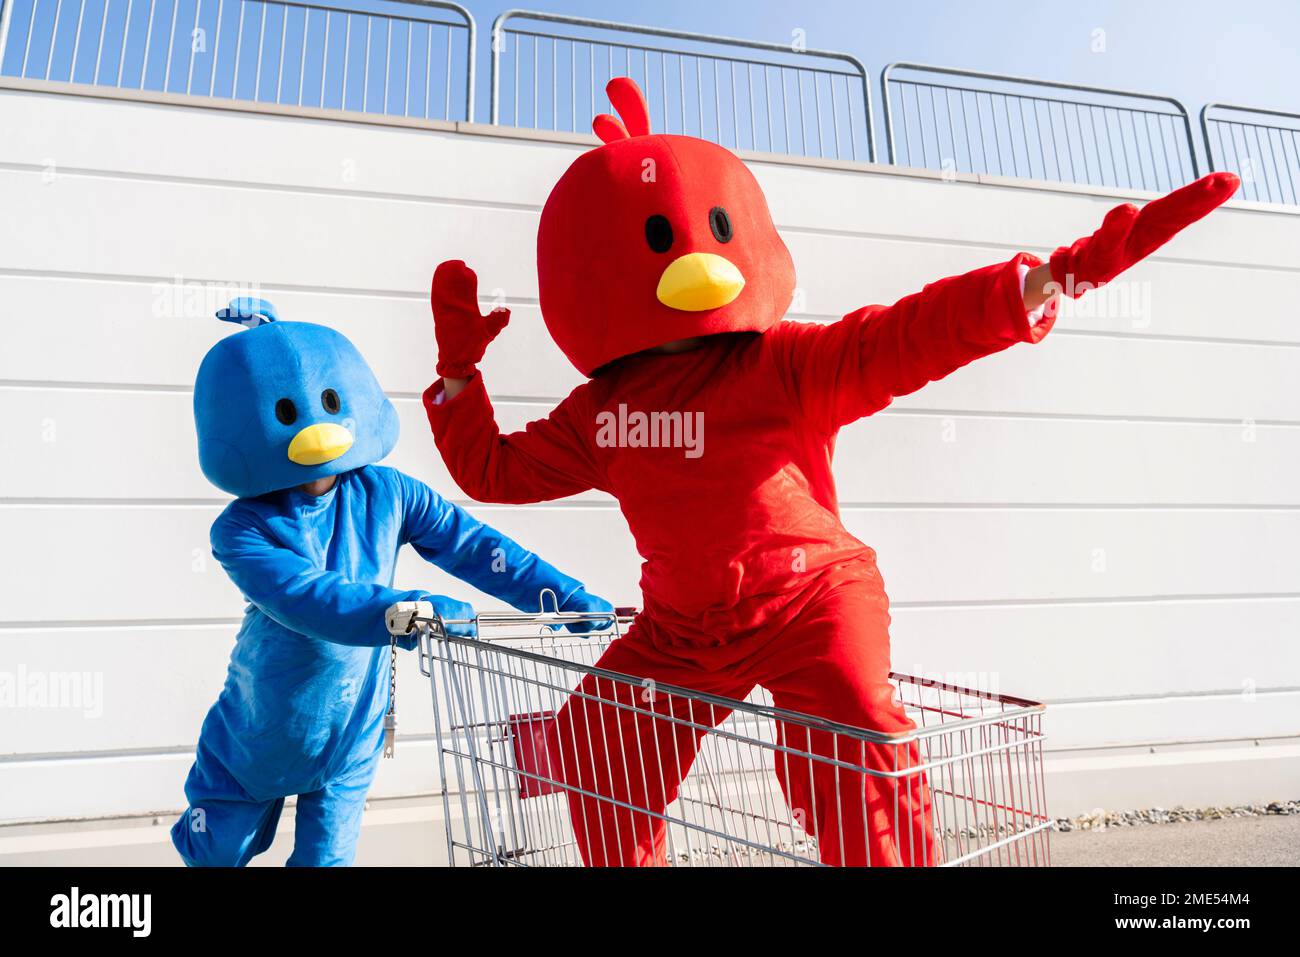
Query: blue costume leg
xmin=285 ymin=749 xmax=381 ymax=867
xmin=171 ymin=740 xmax=285 ymax=867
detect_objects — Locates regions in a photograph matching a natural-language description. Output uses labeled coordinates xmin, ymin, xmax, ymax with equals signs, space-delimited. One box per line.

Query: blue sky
xmin=4 ymin=0 xmax=1296 ymax=142
xmin=460 ymin=0 xmax=1300 ymax=115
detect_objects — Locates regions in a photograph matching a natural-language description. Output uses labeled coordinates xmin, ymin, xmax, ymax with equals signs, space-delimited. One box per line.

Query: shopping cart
xmin=386 ymin=594 xmax=1051 ymax=867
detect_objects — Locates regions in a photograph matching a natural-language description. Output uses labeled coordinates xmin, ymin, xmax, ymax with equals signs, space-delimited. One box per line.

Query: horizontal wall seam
xmin=4 ymin=270 xmax=1300 ymax=347
xmin=889 ymin=592 xmax=1300 ymax=609
xmin=0 ymin=161 xmax=544 ymax=214
xmin=5 ymin=592 xmax=1300 ymax=632
xmin=0 ymin=618 xmax=246 ymax=630
xmin=1 ymin=163 xmax=1296 ymax=275
xmin=6 ymin=498 xmax=1300 ymax=511
xmin=1047 ymin=688 xmax=1300 ymax=705
xmin=5 ymin=382 xmax=1300 ymax=427
xmin=1044 ymin=733 xmax=1300 ymax=755
xmin=0 ymin=266 xmax=454 ymax=302
xmin=6 ymin=725 xmax=1297 ymax=766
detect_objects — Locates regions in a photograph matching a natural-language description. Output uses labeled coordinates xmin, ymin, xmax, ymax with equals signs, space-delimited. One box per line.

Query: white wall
xmin=2 ymin=80 xmax=1298 ymax=824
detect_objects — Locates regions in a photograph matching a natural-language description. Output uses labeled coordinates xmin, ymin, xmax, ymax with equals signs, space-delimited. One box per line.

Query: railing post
xmin=841 ymin=52 xmax=874 ymax=163
xmin=1199 ymin=103 xmax=1218 ymax=172
xmin=490 ymin=9 xmax=517 ymax=125
xmin=1173 ymin=97 xmax=1200 ymax=178
xmin=0 ymin=0 xmax=15 ymax=77
xmin=461 ymin=2 xmax=475 ymax=122
xmin=880 ymin=62 xmax=898 ymax=165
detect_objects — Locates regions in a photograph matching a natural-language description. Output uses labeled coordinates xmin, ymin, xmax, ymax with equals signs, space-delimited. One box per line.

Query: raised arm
xmin=424 ymin=374 xmax=600 ymax=503
xmin=772 ymin=253 xmax=1047 ymax=431
xmin=424 ymin=260 xmax=602 ymax=504
xmin=774 ymin=172 xmax=1239 ymax=432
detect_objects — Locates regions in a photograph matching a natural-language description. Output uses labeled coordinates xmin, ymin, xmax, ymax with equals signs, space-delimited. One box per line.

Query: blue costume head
xmin=194 ymin=298 xmax=399 ymax=498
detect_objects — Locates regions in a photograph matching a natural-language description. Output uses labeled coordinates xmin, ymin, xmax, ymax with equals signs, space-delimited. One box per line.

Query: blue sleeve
xmin=396 ymin=472 xmax=585 ymax=613
xmin=212 ymin=507 xmax=425 ymax=648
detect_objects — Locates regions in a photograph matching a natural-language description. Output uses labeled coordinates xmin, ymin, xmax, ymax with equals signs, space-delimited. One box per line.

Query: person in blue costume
xmin=172 ymin=297 xmax=613 ymax=867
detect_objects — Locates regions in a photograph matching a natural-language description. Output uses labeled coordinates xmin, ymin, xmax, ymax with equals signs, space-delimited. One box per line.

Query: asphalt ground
xmin=2 ymin=798 xmax=1296 ymax=866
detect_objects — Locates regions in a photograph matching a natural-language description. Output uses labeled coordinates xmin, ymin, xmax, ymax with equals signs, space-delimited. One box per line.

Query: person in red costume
xmin=423 ymin=77 xmax=1238 ymax=867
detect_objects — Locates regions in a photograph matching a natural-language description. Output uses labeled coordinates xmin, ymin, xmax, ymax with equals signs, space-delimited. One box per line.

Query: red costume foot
xmin=424 ymin=78 xmax=1235 ymax=866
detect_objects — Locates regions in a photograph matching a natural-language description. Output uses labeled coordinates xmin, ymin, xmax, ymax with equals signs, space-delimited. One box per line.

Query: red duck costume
xmin=424 ymin=78 xmax=1237 ymax=866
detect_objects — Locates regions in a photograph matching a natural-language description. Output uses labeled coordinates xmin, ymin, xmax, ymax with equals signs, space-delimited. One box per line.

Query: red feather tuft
xmin=592 ymin=113 xmax=630 ymax=143
xmin=605 ymin=77 xmax=651 ymax=137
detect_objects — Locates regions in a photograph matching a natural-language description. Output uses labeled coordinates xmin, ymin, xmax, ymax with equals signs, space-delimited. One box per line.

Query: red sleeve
xmin=422 ymin=374 xmax=603 ymax=504
xmin=770 ymin=253 xmax=1052 ymax=431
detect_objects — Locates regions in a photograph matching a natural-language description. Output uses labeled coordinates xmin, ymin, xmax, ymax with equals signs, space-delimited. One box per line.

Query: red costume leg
xmin=760 ymin=578 xmax=937 ymax=867
xmin=547 ymin=625 xmax=744 ymax=866
xmin=549 ymin=577 xmax=934 ymax=867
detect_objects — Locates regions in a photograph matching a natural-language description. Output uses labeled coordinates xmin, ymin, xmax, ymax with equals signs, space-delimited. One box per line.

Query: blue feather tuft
xmin=217 ymin=297 xmax=279 ymax=328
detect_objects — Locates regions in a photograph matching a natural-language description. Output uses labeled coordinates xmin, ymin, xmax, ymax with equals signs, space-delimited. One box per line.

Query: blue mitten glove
xmin=558 ymin=589 xmax=616 ymax=636
xmin=392 ymin=594 xmax=476 ymax=649
xmin=428 ymin=594 xmax=477 ymax=638
xmin=395 ymin=595 xmax=478 ymax=647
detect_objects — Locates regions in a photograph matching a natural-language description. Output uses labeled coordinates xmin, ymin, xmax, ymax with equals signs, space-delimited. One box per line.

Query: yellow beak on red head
xmin=655 ymin=253 xmax=746 ymax=312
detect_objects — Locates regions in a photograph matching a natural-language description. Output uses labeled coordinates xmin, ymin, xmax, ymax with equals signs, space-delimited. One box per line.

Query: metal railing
xmin=0 ymin=0 xmax=475 ymax=119
xmin=3 ymin=0 xmax=1298 ymax=209
xmin=882 ymin=62 xmax=1199 ymax=192
xmin=1201 ymin=103 xmax=1300 ymax=206
xmin=489 ymin=9 xmax=875 ymax=162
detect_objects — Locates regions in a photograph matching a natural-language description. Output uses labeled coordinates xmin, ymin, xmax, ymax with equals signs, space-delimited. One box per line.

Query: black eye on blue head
xmin=275 ymin=390 xmax=341 ymax=425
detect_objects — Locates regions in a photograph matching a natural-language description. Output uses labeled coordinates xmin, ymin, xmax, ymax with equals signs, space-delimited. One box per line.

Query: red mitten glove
xmin=431 ymin=260 xmax=510 ymax=378
xmin=1050 ymin=172 xmax=1239 ymax=298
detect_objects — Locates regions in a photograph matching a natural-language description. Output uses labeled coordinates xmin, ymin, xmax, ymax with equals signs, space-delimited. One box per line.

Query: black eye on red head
xmin=645 ymin=214 xmax=673 ymax=253
xmin=709 ymin=206 xmax=733 ymax=243
xmin=644 ymin=208 xmax=735 ymax=254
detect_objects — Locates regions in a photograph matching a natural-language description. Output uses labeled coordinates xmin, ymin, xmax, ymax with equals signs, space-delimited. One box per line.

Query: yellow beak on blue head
xmin=287 ymin=422 xmax=354 ymax=465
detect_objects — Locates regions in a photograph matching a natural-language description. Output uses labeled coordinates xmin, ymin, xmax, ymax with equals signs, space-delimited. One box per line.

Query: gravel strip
xmin=1054 ymin=799 xmax=1300 ymax=832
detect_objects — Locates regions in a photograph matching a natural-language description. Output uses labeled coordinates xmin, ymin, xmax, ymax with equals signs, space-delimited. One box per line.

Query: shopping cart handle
xmin=385 ymin=600 xmax=435 ymax=636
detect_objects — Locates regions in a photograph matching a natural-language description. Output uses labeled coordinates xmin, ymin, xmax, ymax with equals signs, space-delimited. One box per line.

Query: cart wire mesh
xmin=395 ymin=599 xmax=1051 ymax=868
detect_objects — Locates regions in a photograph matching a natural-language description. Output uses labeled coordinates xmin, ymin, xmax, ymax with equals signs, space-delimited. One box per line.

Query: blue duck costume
xmin=173 ymin=298 xmax=612 ymax=866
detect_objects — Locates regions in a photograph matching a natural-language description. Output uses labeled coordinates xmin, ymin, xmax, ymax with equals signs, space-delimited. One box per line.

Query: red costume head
xmin=537 ymin=78 xmax=797 ymax=376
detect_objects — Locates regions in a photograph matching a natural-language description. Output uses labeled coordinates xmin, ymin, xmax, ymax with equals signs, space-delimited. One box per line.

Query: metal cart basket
xmin=387 ymin=597 xmax=1051 ymax=867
